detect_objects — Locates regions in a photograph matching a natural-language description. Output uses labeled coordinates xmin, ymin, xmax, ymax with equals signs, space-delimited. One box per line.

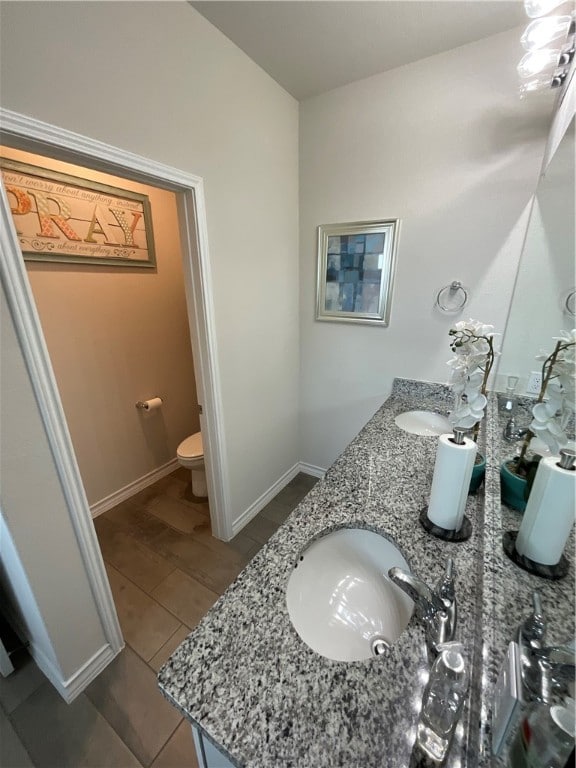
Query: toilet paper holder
xmin=136 ymin=397 xmax=163 ymax=410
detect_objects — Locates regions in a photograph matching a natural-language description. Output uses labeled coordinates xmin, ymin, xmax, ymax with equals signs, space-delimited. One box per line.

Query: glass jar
xmin=416 ymin=641 xmax=469 ymax=762
xmin=508 ymin=698 xmax=575 ymax=768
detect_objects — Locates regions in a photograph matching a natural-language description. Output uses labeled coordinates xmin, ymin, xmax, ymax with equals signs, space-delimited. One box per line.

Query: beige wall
xmin=0 ymin=0 xmax=300 ymax=527
xmin=2 ymin=145 xmax=199 ymax=507
xmin=299 ymin=28 xmax=555 ymax=470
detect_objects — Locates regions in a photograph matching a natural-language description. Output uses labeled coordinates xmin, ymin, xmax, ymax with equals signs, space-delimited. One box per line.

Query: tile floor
xmin=0 ymin=469 xmax=317 ymax=768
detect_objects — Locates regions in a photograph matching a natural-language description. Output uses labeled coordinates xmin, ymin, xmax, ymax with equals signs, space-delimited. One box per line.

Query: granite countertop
xmin=478 ymin=396 xmax=575 ymax=767
xmin=158 ymin=379 xmax=487 ymax=768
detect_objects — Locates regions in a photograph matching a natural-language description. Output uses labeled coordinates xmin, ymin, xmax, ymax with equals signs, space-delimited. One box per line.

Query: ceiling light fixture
xmin=518 ymin=47 xmax=573 ymax=77
xmin=521 ymin=15 xmax=574 ymax=50
xmin=518 ymin=1 xmax=575 ymax=94
xmin=519 ymin=71 xmax=569 ymax=97
xmin=524 ymin=0 xmax=572 ymax=19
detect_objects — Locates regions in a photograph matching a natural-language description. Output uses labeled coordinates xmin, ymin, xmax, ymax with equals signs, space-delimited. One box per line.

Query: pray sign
xmin=1 ymin=159 xmax=156 ymax=268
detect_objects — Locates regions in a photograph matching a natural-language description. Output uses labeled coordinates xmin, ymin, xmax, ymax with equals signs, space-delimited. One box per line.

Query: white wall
xmin=0 ymin=510 xmax=60 ymax=676
xmin=0 ymin=1 xmax=300 ymax=526
xmin=299 ymin=29 xmax=554 ymax=470
xmin=0 ymin=280 xmax=109 ymax=685
xmin=498 ymin=116 xmax=575 ymax=392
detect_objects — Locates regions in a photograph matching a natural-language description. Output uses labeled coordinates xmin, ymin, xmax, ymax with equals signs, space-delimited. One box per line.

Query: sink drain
xmin=371 ymin=637 xmax=391 ymax=656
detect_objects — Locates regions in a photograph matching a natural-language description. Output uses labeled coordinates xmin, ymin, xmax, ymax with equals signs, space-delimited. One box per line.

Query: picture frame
xmin=1 ymin=158 xmax=156 ymax=268
xmin=316 ymin=219 xmax=399 ymax=325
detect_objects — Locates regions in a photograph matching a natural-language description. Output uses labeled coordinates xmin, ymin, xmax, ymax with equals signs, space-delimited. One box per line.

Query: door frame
xmin=0 ymin=108 xmax=232 ymax=655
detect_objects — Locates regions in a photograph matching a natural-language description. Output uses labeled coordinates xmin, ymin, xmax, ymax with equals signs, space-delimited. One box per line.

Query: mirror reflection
xmin=498 ymin=116 xmax=575 ymax=395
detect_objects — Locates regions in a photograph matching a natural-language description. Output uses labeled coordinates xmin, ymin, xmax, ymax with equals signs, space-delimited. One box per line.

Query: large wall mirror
xmin=498 ymin=114 xmax=575 ymax=394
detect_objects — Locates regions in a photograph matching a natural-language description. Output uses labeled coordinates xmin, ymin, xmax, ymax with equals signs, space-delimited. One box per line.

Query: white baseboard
xmin=30 ymin=640 xmax=119 ymax=703
xmin=298 ymin=461 xmax=326 ymax=478
xmin=231 ymin=462 xmax=301 ymax=538
xmin=61 ymin=643 xmax=120 ymax=702
xmin=90 ymin=458 xmax=179 ymax=518
xmin=230 ymin=462 xmax=327 ymax=539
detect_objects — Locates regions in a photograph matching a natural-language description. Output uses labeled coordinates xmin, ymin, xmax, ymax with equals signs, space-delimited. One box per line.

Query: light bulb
xmin=524 ymin=0 xmax=571 ymax=19
xmin=518 ymin=73 xmax=556 ymax=97
xmin=517 ymin=48 xmax=562 ymax=77
xmin=521 ymin=15 xmax=573 ymax=50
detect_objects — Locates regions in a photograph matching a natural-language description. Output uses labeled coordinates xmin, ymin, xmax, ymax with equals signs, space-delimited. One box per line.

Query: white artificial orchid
xmin=554 ymin=329 xmax=576 ymax=347
xmin=452 ymin=319 xmax=495 ymax=338
xmin=446 ymin=319 xmax=497 ymax=434
xmin=530 ymin=383 xmax=568 ymax=454
xmin=449 ymin=391 xmax=488 ymax=430
xmin=517 ymin=329 xmax=576 ymax=467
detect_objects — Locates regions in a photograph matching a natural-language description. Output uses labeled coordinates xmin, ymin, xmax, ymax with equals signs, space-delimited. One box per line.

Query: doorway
xmin=1 ymin=144 xmax=204 ymax=513
xmin=0 ymin=107 xmax=231 ymax=662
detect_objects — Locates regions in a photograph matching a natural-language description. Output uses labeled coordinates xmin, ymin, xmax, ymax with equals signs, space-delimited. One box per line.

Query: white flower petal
xmin=530 ymin=419 xmax=548 ymax=432
xmin=458 ymin=414 xmax=480 ymax=428
xmin=547 ymin=420 xmax=566 ymax=438
xmin=547 ymin=379 xmax=563 ymax=395
xmin=533 ymin=402 xmax=552 ymax=421
xmin=553 ymin=329 xmax=576 ymax=345
xmin=537 ymin=430 xmax=562 ymax=454
xmin=473 ymin=393 xmax=487 ymax=409
xmin=468 ymin=371 xmax=484 ymax=387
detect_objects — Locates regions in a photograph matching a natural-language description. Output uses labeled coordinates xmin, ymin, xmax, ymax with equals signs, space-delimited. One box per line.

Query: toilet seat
xmin=177 ymin=432 xmax=203 ymax=460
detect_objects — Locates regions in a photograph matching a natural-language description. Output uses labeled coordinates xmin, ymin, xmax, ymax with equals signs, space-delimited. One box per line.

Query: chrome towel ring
xmin=436 ymin=281 xmax=468 ymax=313
xmin=564 ymin=289 xmax=575 ymax=318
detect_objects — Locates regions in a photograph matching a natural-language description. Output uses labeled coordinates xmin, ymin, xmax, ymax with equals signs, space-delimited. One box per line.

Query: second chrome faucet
xmin=516 ymin=591 xmax=575 ymax=705
xmin=388 ymin=558 xmax=457 ymax=656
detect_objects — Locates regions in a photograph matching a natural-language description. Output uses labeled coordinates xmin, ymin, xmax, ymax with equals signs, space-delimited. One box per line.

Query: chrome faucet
xmin=503 ymin=417 xmax=529 ymax=442
xmin=388 ymin=558 xmax=457 ymax=656
xmin=516 ymin=591 xmax=575 ymax=704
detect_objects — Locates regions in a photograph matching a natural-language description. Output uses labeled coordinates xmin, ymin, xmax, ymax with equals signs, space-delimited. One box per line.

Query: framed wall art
xmin=1 ymin=158 xmax=156 ymax=268
xmin=316 ymin=219 xmax=399 ymax=326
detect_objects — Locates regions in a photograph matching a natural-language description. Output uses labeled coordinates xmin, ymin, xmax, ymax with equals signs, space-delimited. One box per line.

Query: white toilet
xmin=176 ymin=431 xmax=207 ymax=499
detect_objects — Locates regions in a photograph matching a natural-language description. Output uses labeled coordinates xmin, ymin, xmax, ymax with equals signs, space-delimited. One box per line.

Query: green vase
xmin=468 ymin=453 xmax=486 ymax=495
xmin=500 ymin=460 xmax=528 ymax=512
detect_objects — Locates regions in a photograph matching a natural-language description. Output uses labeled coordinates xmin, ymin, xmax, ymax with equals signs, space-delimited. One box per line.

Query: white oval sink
xmin=286 ymin=528 xmax=413 ymax=662
xmin=394 ymin=410 xmax=451 ymax=436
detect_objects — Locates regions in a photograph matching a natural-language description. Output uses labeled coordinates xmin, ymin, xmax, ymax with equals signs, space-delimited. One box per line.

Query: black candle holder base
xmin=503 ymin=531 xmax=569 ymax=581
xmin=419 ymin=509 xmax=472 ymax=542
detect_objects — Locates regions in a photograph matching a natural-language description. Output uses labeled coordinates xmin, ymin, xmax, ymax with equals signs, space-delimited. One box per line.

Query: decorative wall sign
xmin=1 ymin=159 xmax=156 ymax=267
xmin=316 ymin=219 xmax=399 ymax=325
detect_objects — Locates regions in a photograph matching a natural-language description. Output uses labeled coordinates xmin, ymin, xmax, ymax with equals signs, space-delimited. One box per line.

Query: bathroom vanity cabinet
xmin=192 ymin=725 xmax=235 ymax=768
xmin=158 ymin=379 xmax=575 ymax=768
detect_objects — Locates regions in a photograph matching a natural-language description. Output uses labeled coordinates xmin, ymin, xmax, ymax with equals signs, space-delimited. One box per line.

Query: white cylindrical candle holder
xmin=515 ymin=453 xmax=576 ymax=566
xmin=427 ymin=433 xmax=477 ymax=531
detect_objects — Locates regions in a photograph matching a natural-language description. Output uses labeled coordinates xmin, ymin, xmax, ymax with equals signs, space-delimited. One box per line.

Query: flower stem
xmin=473 ymin=336 xmax=494 ymax=443
xmin=516 ymin=340 xmax=573 ymax=471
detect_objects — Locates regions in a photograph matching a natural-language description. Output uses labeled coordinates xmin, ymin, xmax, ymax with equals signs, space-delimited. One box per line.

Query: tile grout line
xmin=100 ymin=511 xmax=248 ymax=583
xmin=2 ymin=675 xmax=49 ymax=727
xmin=146 ymin=716 xmax=184 ymax=768
xmin=6 ymin=678 xmax=145 ymax=768
xmin=2 ymin=473 xmax=316 ymax=768
xmin=103 ymin=560 xmax=199 ymax=647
